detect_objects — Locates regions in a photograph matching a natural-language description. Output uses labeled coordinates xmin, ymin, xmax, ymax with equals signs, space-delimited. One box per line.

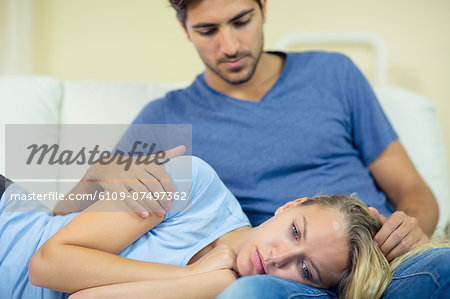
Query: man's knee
xmin=385 ymin=248 xmax=450 ymax=298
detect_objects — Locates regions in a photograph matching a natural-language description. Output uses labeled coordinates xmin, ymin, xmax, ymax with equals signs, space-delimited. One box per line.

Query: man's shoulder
xmin=154 ymin=82 xmax=196 ymax=104
xmin=283 ymin=51 xmax=356 ymax=81
xmin=133 ymin=80 xmax=200 ymax=124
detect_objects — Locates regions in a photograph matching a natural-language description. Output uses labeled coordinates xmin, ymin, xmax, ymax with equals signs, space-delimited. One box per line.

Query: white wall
xmin=0 ymin=0 xmax=34 ymax=74
xmin=1 ymin=0 xmax=448 ymax=168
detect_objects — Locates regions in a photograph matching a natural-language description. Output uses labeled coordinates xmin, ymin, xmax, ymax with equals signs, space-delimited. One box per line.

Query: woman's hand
xmin=186 ymin=244 xmax=239 ymax=275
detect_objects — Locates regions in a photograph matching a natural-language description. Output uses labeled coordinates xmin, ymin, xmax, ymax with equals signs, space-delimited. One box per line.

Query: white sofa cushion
xmin=0 ymin=76 xmax=61 ymax=179
xmin=375 ymin=86 xmax=449 ymax=231
xmin=61 ymin=80 xmax=187 ymax=124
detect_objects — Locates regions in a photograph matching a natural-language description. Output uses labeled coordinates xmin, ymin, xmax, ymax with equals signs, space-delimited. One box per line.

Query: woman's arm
xmin=69 ymin=269 xmax=237 ymax=299
xmin=29 ymin=196 xmax=191 ymax=293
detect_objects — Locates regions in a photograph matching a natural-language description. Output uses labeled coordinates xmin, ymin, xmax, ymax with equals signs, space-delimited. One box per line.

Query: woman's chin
xmin=236 ymin=256 xmax=253 ymax=277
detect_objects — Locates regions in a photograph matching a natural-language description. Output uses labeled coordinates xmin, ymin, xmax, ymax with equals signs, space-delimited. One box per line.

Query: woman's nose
xmin=269 ymin=245 xmax=303 ymax=268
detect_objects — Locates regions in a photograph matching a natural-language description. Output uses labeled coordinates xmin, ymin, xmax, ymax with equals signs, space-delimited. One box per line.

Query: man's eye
xmin=302 ymin=261 xmax=312 ymax=280
xmin=291 ymin=224 xmax=299 ymax=239
xmin=234 ymin=18 xmax=251 ymax=27
xmin=198 ymin=29 xmax=217 ymax=36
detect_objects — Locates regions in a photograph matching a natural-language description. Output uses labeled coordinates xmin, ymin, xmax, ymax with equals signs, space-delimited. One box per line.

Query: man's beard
xmin=203 ymin=35 xmax=264 ymax=85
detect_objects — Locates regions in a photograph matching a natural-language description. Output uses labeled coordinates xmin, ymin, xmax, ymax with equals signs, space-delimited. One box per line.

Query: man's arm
xmin=368 ymin=140 xmax=438 ymax=260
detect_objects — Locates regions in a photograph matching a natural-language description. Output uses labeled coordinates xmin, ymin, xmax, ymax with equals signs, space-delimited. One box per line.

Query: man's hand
xmin=369 ymin=207 xmax=429 ymax=261
xmin=84 ymin=145 xmax=186 ymax=218
xmin=186 ymin=244 xmax=238 ymax=275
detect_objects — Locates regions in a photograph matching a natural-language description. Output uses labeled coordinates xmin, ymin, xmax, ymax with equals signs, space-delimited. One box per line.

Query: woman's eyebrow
xmin=302 ymin=215 xmax=322 ymax=283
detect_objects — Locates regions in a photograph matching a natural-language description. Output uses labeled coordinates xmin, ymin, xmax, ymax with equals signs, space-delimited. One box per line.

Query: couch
xmin=0 ymin=75 xmax=448 ymax=233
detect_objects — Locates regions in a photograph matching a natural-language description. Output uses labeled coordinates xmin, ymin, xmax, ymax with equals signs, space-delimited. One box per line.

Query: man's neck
xmin=205 ymin=52 xmax=286 ymax=102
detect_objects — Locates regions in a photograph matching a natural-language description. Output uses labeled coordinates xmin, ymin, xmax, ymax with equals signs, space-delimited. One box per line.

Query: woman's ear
xmin=275 ymin=197 xmax=308 ymax=216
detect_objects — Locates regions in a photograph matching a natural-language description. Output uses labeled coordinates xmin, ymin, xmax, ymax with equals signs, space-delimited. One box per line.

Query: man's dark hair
xmin=168 ymin=0 xmax=263 ymax=26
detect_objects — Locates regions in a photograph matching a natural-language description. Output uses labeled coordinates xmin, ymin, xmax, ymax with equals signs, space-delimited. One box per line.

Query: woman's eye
xmin=302 ymin=261 xmax=312 ymax=280
xmin=291 ymin=224 xmax=299 ymax=239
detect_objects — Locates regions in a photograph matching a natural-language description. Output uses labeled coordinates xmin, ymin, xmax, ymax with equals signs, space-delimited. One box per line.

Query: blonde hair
xmin=300 ymin=194 xmax=449 ymax=299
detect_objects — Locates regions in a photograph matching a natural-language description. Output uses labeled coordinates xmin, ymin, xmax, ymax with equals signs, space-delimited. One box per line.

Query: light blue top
xmin=0 ymin=156 xmax=250 ymax=298
xmin=133 ymin=51 xmax=398 ymax=225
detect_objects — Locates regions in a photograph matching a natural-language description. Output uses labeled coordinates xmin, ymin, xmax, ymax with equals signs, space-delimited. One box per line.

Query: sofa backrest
xmin=0 ymin=76 xmax=62 ymax=193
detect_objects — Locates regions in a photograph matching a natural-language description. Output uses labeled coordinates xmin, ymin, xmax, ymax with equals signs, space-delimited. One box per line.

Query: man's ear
xmin=260 ymin=0 xmax=267 ymax=23
xmin=177 ymin=18 xmax=192 ymax=42
xmin=275 ymin=197 xmax=308 ymax=216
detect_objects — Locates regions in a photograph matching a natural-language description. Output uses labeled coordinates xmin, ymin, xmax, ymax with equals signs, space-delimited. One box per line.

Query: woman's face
xmin=236 ymin=200 xmax=350 ymax=289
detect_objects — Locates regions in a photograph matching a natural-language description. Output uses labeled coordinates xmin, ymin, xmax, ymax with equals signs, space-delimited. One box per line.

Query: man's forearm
xmin=368 ymin=140 xmax=439 ymax=236
xmin=393 ymin=183 xmax=439 ymax=236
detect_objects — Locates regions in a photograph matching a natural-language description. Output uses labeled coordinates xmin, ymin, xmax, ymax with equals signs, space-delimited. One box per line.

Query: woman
xmin=0 ymin=157 xmax=446 ymax=298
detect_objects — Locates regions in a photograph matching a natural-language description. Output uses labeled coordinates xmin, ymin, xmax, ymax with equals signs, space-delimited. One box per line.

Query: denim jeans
xmin=217 ymin=248 xmax=450 ymax=299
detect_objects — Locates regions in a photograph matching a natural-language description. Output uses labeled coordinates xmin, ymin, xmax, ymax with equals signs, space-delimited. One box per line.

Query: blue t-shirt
xmin=133 ymin=51 xmax=398 ymax=226
xmin=0 ymin=156 xmax=250 ymax=299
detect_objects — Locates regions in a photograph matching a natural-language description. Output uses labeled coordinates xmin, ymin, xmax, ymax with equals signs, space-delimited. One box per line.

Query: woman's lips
xmin=252 ymin=248 xmax=266 ymax=274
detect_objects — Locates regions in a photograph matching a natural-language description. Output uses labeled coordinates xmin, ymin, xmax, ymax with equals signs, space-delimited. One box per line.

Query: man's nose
xmin=219 ymin=28 xmax=239 ymax=56
xmin=269 ymin=245 xmax=303 ymax=268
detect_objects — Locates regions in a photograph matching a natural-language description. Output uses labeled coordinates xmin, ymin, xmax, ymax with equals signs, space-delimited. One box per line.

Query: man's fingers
xmin=102 ymin=188 xmax=148 ymax=217
xmin=150 ymin=169 xmax=175 ymax=211
xmin=127 ymin=194 xmax=166 ymax=217
xmin=385 ymin=230 xmax=422 ymax=261
xmin=91 ymin=146 xmax=185 ymax=217
xmin=141 ymin=164 xmax=176 ymax=194
xmin=124 ymin=196 xmax=150 ymax=218
xmin=164 ymin=145 xmax=186 ymax=160
xmin=378 ymin=227 xmax=408 ymax=256
xmin=368 ymin=207 xmax=378 ymax=216
xmin=368 ymin=207 xmax=387 ymax=224
xmin=373 ymin=212 xmax=403 ymax=250
xmin=136 ymin=169 xmax=173 ymax=211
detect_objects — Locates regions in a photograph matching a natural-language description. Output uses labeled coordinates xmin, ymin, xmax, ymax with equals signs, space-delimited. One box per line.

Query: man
xmin=71 ymin=0 xmax=445 ymax=297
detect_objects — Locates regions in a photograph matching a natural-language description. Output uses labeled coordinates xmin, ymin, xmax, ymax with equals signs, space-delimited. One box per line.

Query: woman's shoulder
xmin=164 ymin=156 xmax=249 ymax=223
